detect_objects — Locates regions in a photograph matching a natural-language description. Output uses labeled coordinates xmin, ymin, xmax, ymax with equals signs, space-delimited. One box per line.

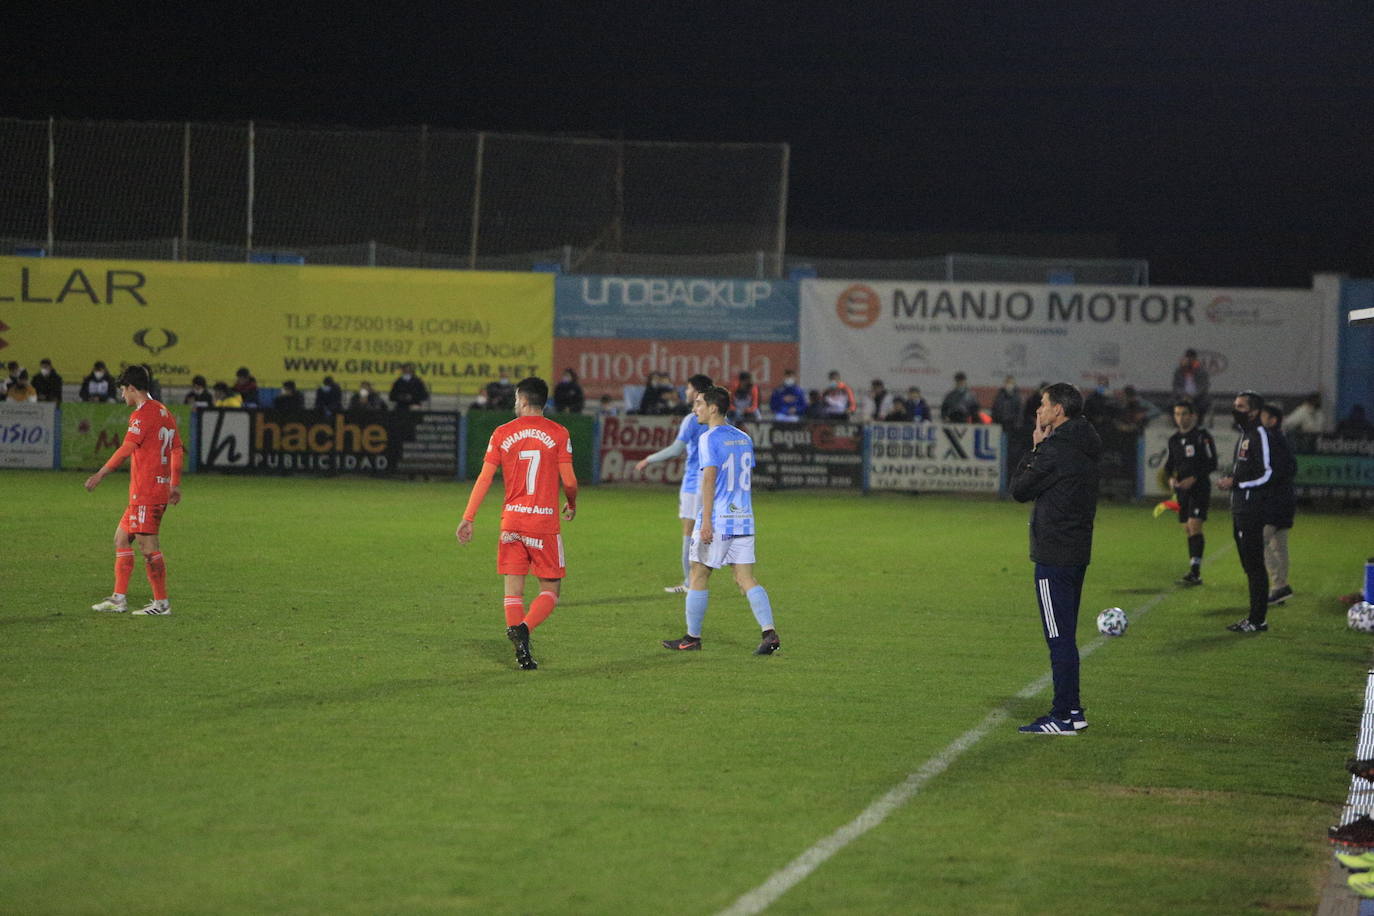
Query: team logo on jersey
xmin=1185 ymin=444 xmax=1195 ymax=457
xmin=132 ymin=328 xmax=179 ymax=355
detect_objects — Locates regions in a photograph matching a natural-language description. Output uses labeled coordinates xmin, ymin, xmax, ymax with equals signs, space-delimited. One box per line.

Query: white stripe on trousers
xmin=1038 ymin=578 xmax=1059 ymax=638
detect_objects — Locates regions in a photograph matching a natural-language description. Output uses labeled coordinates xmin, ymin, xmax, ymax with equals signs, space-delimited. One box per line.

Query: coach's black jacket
xmin=1228 ymin=419 xmax=1276 ymax=518
xmin=1010 ymin=415 xmax=1102 ymax=567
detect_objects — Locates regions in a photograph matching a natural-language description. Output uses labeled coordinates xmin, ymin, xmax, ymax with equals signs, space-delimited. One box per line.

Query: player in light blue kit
xmin=662 ymin=385 xmax=781 ymax=655
xmin=635 ymin=373 xmax=713 ymax=593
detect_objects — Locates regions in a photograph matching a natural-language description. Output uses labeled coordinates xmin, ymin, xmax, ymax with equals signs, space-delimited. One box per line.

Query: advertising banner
xmin=0 ymin=256 xmax=552 ymax=394
xmin=1294 ymin=435 xmax=1374 ymax=500
xmin=1141 ymin=421 xmax=1239 ymax=498
xmin=554 ymin=338 xmax=799 ymax=401
xmin=197 ymin=408 xmax=459 ymax=476
xmin=0 ymin=401 xmax=57 ymax=469
xmin=556 ymin=276 xmax=798 ymax=342
xmin=61 ymin=402 xmax=193 ymax=470
xmin=597 ymin=415 xmax=683 ymax=483
xmin=741 ymin=420 xmax=864 ymax=490
xmin=463 ymin=410 xmax=595 ymax=483
xmin=867 ymin=422 xmax=1003 ymax=493
xmin=801 ymin=280 xmax=1323 ymax=398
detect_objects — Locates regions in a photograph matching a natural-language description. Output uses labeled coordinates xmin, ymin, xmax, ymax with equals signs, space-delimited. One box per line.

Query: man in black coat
xmin=389 ymin=363 xmax=430 ymax=411
xmin=1218 ymin=390 xmax=1277 ymax=632
xmin=1010 ymin=382 xmax=1102 ymax=736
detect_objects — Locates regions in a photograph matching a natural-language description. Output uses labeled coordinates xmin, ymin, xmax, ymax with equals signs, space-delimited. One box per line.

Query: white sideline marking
xmin=717 ymin=591 xmax=1171 ymax=916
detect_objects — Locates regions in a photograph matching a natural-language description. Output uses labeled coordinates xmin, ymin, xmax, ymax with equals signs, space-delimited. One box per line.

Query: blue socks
xmin=746 ymin=585 xmax=774 ymax=630
xmin=686 ymin=589 xmax=709 ymax=637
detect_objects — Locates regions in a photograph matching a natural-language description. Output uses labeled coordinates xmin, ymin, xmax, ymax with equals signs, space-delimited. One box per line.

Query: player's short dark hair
xmin=516 ymin=376 xmax=548 ymax=407
xmin=1172 ymin=399 xmax=1196 ymax=413
xmin=1261 ymin=403 xmax=1284 ymax=425
xmin=118 ymin=365 xmax=151 ymax=392
xmin=1043 ymin=382 xmax=1083 ymax=418
xmin=192 ymin=375 xmax=207 ymax=387
xmin=687 ymin=373 xmax=713 ymax=393
xmin=1238 ymin=389 xmax=1264 ymax=412
xmin=700 ymin=385 xmax=731 ymax=415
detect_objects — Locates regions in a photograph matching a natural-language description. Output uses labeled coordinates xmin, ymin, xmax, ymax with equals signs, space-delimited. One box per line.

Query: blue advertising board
xmin=555 ymin=275 xmax=799 ymax=342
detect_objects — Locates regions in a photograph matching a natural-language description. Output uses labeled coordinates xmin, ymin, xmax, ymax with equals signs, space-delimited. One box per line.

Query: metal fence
xmin=0 ymin=117 xmax=1148 ymax=284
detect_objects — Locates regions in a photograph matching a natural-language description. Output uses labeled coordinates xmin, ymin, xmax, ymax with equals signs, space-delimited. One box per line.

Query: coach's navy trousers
xmin=1033 ymin=563 xmax=1087 ymax=718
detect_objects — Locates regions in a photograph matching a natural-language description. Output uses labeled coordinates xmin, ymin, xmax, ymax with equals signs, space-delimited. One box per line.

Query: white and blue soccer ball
xmin=1348 ymin=602 xmax=1374 ymax=634
xmin=1096 ymin=607 xmax=1129 ymax=637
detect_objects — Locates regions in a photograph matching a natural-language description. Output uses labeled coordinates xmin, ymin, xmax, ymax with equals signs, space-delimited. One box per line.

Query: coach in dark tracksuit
xmin=1218 ymin=390 xmax=1275 ymax=632
xmin=1010 ymin=382 xmax=1102 ymax=736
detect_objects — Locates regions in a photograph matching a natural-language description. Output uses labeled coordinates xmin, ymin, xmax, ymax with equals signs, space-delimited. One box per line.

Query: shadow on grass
xmin=0 ymin=613 xmax=69 ymax=627
xmin=211 ymin=642 xmax=681 ymax=716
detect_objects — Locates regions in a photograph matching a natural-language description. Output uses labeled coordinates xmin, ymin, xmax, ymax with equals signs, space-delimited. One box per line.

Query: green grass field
xmin=3 ymin=471 xmax=1373 ymax=914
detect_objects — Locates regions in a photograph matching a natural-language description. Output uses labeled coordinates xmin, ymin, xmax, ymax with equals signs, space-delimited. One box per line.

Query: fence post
xmin=246 ymin=121 xmax=255 ymax=260
xmin=367 ymin=240 xmax=377 ymax=267
xmin=180 ymin=122 xmax=191 ymax=261
xmin=469 ymin=131 xmax=485 ymax=270
xmin=46 ymin=117 xmax=55 ymax=251
xmin=775 ymin=142 xmax=790 ymax=279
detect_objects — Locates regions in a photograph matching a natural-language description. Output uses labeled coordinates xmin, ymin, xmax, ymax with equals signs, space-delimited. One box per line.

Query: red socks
xmin=525 ymin=591 xmax=559 ymax=631
xmin=503 ymin=596 xmax=525 ymax=627
xmin=145 ymin=552 xmax=168 ymax=601
xmin=114 ymin=550 xmax=134 ymax=594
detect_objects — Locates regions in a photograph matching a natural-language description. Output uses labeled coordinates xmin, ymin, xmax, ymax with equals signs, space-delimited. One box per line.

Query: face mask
xmin=402 ymin=373 xmax=412 ymax=381
xmin=94 ymin=370 xmax=105 ymax=379
xmin=360 ymin=388 xmax=371 ymax=398
xmin=499 ymin=377 xmax=509 ymax=384
xmin=41 ymin=368 xmax=51 ymax=376
xmin=784 ymin=377 xmax=795 ymax=386
xmin=1232 ymin=409 xmax=1249 ymax=427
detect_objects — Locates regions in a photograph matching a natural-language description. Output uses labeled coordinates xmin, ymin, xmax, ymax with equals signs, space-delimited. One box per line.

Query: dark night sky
xmin=7 ymin=1 xmax=1374 ymax=286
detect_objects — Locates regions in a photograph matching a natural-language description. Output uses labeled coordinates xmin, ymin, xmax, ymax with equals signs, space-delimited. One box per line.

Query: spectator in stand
xmin=484 ymin=373 xmax=517 ymax=411
xmin=769 ymin=370 xmax=807 ymax=422
xmin=940 ymin=371 xmax=981 ymax=423
xmin=662 ymin=387 xmax=689 ymax=416
xmin=275 ymin=380 xmax=306 ymax=411
xmin=32 ymin=358 xmax=63 ymax=403
xmin=733 ymin=371 xmax=762 ymax=421
xmin=388 ymin=362 xmax=429 ymax=411
xmin=1337 ymin=405 xmax=1374 ymax=439
xmin=595 ymin=393 xmax=620 ymax=418
xmin=211 ymin=382 xmax=243 ymax=408
xmin=882 ymin=390 xmax=913 ymax=421
xmin=80 ymin=361 xmax=118 ymax=402
xmin=860 ymin=378 xmax=896 ymax=422
xmin=314 ymin=375 xmax=343 ymax=416
xmin=233 ymin=367 xmax=259 ymax=407
xmin=5 ymin=371 xmax=36 ymax=402
xmin=905 ymin=386 xmax=932 ymax=422
xmin=1171 ymin=349 xmax=1210 ymax=421
xmin=184 ymin=375 xmax=214 ymax=409
xmin=637 ymin=373 xmax=663 ymax=414
xmin=806 ymin=389 xmax=827 ymax=420
xmin=992 ymin=376 xmax=1021 ymax=431
xmin=350 ymin=381 xmax=388 ymax=412
xmin=3 ymin=361 xmax=24 ymax=396
xmin=1285 ymin=392 xmax=1326 ymax=433
xmin=824 ymin=370 xmax=857 ymax=417
xmin=553 ymin=369 xmax=585 ymax=414
xmin=1112 ymin=386 xmax=1150 ymax=436
xmin=1083 ymin=376 xmax=1116 ymax=429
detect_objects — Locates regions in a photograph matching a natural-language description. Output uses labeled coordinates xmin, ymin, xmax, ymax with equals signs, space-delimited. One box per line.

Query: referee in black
xmin=1218 ymin=390 xmax=1276 ymax=632
xmin=1165 ymin=399 xmax=1217 ymax=585
xmin=1010 ymin=382 xmax=1102 ymax=735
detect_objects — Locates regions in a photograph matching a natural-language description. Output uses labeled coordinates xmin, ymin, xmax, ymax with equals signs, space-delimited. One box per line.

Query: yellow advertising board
xmin=0 ymin=257 xmax=553 ymax=394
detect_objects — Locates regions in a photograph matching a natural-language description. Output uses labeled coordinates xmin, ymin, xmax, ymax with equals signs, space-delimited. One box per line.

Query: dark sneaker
xmin=1347 ymin=758 xmax=1374 ymax=781
xmin=1017 ymin=714 xmax=1078 ymax=736
xmin=1267 ymin=585 xmax=1293 ymax=605
xmin=1068 ymin=708 xmax=1089 ymax=732
xmin=1331 ymin=814 xmax=1374 ymax=847
xmin=1178 ymin=569 xmax=1202 ymax=586
xmin=1226 ymin=618 xmax=1268 ymax=633
xmin=754 ymin=629 xmax=781 ymax=655
xmin=505 ymin=623 xmax=537 ymax=670
xmin=662 ymin=634 xmax=702 ymax=651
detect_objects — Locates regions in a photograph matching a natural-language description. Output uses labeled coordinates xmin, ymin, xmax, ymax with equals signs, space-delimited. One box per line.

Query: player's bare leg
xmin=734 ymin=563 xmax=780 ymax=655
xmin=131 ymin=532 xmax=171 ymax=615
xmin=92 ymin=525 xmax=134 ymax=612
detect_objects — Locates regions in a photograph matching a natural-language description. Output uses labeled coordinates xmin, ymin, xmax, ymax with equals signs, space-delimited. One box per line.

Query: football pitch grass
xmin=3 ymin=471 xmax=1373 ymax=914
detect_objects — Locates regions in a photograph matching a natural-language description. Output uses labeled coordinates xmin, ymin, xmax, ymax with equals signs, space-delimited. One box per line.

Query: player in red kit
xmin=457 ymin=377 xmax=577 ymax=670
xmin=84 ymin=365 xmax=184 ymax=616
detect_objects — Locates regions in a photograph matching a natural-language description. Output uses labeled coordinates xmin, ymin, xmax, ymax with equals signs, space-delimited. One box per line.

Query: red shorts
xmin=497 ymin=530 xmax=565 ymax=578
xmin=120 ymin=503 xmax=166 ymax=535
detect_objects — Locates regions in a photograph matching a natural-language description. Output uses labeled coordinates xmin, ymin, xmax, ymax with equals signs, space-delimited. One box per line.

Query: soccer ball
xmin=1096 ymin=607 xmax=1128 ymax=637
xmin=1348 ymin=602 xmax=1374 ymax=634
